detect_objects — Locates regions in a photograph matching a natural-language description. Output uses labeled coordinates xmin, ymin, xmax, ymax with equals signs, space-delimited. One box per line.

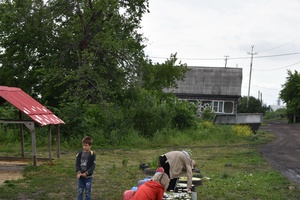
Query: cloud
xmin=141 ymin=0 xmax=300 ymax=105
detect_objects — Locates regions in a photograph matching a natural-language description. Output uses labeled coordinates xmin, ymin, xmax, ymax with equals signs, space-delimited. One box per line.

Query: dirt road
xmin=259 ymin=121 xmax=300 ymax=187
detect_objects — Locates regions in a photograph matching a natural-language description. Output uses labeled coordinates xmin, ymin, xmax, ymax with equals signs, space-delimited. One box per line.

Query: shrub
xmin=264 ymin=108 xmax=287 ymax=120
xmin=201 ymin=107 xmax=216 ymax=121
xmin=130 ymin=89 xmax=173 ymax=137
xmin=232 ymin=125 xmax=253 ymax=137
xmin=172 ymin=100 xmax=198 ymax=130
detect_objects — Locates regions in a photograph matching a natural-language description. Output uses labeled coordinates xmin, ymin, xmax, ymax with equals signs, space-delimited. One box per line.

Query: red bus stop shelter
xmin=0 ymin=86 xmax=65 ymax=166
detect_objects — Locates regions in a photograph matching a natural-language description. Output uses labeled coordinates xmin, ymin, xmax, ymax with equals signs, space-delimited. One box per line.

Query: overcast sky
xmin=140 ymin=0 xmax=300 ymax=106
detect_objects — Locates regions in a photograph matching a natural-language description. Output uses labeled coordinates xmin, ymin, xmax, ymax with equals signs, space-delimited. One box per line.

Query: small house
xmin=165 ymin=66 xmax=243 ymax=116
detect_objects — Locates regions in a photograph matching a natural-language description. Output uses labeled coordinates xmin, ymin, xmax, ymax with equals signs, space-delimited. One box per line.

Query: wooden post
xmin=48 ymin=125 xmax=52 ymax=160
xmin=56 ymin=125 xmax=60 ymax=158
xmin=29 ymin=123 xmax=37 ymax=167
xmin=19 ymin=111 xmax=25 ymax=157
xmin=23 ymin=122 xmax=37 ymax=166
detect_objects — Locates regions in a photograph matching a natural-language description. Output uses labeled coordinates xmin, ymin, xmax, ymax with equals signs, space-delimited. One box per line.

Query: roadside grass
xmin=0 ymin=124 xmax=300 ymax=199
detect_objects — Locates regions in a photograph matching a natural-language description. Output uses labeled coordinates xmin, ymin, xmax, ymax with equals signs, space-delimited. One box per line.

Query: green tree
xmin=0 ymin=0 xmax=149 ymax=107
xmin=0 ymin=0 xmax=198 ymax=138
xmin=237 ymin=96 xmax=268 ymax=114
xmin=0 ymin=0 xmax=55 ymax=99
xmin=141 ymin=53 xmax=189 ymax=91
xmin=279 ymin=70 xmax=300 ymax=123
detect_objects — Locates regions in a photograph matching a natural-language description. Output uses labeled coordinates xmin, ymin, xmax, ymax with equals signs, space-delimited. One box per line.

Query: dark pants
xmin=159 ymin=155 xmax=178 ymax=191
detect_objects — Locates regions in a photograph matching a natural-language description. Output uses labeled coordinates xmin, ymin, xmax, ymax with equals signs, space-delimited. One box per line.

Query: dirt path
xmin=259 ymin=121 xmax=300 ymax=187
xmin=0 ymin=160 xmax=26 ymax=185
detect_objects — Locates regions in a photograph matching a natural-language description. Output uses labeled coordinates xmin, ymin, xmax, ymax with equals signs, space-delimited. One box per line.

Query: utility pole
xmin=224 ymin=55 xmax=229 ymax=68
xmin=247 ymin=45 xmax=258 ymax=107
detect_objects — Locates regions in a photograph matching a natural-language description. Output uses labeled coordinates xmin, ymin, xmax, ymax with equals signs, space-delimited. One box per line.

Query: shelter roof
xmin=0 ymin=86 xmax=64 ymax=126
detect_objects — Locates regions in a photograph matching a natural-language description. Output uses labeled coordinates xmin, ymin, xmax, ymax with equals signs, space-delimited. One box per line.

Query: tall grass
xmin=0 ymin=121 xmax=254 ymax=150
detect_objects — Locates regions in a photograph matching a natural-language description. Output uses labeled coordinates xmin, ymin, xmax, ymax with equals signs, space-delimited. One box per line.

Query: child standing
xmin=76 ymin=136 xmax=96 ymax=200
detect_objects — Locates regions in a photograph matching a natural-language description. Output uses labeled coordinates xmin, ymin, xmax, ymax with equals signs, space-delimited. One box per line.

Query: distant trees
xmin=237 ymin=96 xmax=269 ymax=114
xmin=264 ymin=108 xmax=287 ymax=121
xmin=279 ymin=70 xmax=300 ymax=123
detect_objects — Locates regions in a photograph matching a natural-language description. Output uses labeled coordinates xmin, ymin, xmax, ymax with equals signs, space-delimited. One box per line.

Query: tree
xmin=141 ymin=53 xmax=189 ymax=91
xmin=0 ymin=0 xmax=197 ymax=138
xmin=0 ymin=0 xmax=149 ymax=107
xmin=279 ymin=70 xmax=300 ymax=123
xmin=0 ymin=0 xmax=55 ymax=99
xmin=237 ymin=96 xmax=268 ymax=114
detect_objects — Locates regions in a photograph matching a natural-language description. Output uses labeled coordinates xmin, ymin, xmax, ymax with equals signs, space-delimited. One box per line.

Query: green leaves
xmin=142 ymin=53 xmax=189 ymax=91
xmin=0 ymin=0 xmax=198 ymax=138
xmin=279 ymin=70 xmax=300 ymax=122
xmin=0 ymin=0 xmax=149 ymax=106
xmin=237 ymin=96 xmax=268 ymax=114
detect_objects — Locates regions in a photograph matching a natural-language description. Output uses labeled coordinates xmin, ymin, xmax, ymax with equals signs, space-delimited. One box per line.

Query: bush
xmin=130 ymin=89 xmax=174 ymax=137
xmin=264 ymin=108 xmax=287 ymax=120
xmin=172 ymin=100 xmax=198 ymax=130
xmin=232 ymin=125 xmax=253 ymax=137
xmin=201 ymin=107 xmax=216 ymax=121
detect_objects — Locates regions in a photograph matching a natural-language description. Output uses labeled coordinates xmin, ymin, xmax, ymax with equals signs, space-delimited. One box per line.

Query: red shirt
xmin=131 ymin=180 xmax=164 ymax=200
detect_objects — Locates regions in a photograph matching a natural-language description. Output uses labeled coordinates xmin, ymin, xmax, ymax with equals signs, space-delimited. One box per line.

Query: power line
xmin=258 ymin=29 xmax=300 ymax=52
xmin=254 ymin=52 xmax=300 ymax=59
xmin=251 ymin=84 xmax=281 ymax=91
xmin=148 ymin=56 xmax=224 ymax=60
xmin=254 ymin=61 xmax=300 ymax=71
xmin=148 ymin=51 xmax=300 ymax=61
xmin=258 ymin=36 xmax=300 ymax=52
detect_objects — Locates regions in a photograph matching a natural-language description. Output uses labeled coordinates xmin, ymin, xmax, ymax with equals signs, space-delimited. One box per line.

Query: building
xmin=269 ymin=105 xmax=286 ymax=112
xmin=164 ymin=66 xmax=243 ymax=116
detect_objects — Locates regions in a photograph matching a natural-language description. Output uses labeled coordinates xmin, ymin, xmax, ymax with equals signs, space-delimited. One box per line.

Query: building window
xmin=224 ymin=101 xmax=234 ymax=113
xmin=198 ymin=101 xmax=212 ymax=112
xmin=212 ymin=101 xmax=234 ymax=114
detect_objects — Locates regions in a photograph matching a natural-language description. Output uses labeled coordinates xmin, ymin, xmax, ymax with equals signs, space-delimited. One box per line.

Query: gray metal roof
xmin=165 ymin=67 xmax=242 ymax=97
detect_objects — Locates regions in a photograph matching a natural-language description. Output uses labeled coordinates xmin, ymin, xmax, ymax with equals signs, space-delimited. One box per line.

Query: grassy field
xmin=1 ymin=127 xmax=300 ymax=199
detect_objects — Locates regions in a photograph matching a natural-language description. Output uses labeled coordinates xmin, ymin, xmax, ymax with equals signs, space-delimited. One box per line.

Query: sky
xmin=140 ymin=0 xmax=300 ymax=106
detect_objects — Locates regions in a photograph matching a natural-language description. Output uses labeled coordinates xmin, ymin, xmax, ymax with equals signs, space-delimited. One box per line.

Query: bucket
xmin=191 ymin=192 xmax=197 ymax=200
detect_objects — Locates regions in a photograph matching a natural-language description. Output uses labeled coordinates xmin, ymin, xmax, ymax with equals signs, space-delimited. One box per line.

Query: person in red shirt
xmin=131 ymin=172 xmax=169 ymax=200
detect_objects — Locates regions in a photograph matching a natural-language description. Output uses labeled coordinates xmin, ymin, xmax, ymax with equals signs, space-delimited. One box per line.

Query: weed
xmin=122 ymin=159 xmax=128 ymax=167
xmin=3 ymin=180 xmax=15 ymax=187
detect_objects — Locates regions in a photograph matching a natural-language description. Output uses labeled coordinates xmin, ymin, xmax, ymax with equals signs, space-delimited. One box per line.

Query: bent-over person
xmin=158 ymin=150 xmax=196 ymax=192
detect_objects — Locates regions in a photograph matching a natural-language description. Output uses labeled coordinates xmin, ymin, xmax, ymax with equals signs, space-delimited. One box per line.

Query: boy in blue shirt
xmin=76 ymin=136 xmax=96 ymax=200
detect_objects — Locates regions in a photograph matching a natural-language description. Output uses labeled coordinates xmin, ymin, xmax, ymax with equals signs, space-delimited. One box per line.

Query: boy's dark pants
xmin=158 ymin=155 xmax=178 ymax=191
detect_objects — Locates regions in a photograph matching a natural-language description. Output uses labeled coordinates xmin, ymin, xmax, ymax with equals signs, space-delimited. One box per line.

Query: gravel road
xmin=259 ymin=121 xmax=300 ymax=187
